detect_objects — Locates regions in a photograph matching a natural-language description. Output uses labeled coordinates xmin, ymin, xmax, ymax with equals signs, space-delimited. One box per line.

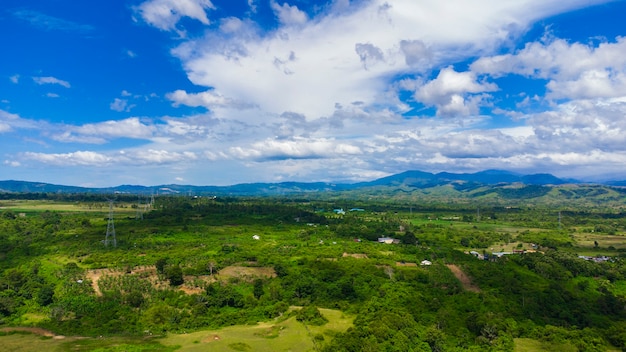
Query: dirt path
xmin=446 ymin=264 xmax=481 ymax=293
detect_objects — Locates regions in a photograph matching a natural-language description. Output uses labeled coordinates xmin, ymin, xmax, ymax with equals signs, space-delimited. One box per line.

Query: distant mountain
xmin=0 ymin=169 xmax=586 ymax=197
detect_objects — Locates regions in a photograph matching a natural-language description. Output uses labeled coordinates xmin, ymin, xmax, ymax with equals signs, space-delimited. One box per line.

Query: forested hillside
xmin=1 ymin=195 xmax=626 ymax=351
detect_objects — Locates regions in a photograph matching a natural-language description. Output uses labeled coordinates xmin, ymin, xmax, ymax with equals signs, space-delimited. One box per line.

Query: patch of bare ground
xmin=87 ymin=264 xmax=275 ymax=296
xmin=446 ymin=264 xmax=481 ymax=293
xmin=342 ymin=252 xmax=368 ymax=259
xmin=0 ymin=327 xmax=65 ymax=339
xmin=86 ymin=266 xmax=214 ymax=296
xmin=201 ymin=334 xmax=221 ymax=343
xmin=396 ymin=262 xmax=417 ymax=267
xmin=216 ymin=266 xmax=276 ymax=282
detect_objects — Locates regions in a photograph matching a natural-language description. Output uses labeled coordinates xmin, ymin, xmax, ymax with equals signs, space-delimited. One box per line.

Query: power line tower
xmin=105 ymin=200 xmax=117 ymax=247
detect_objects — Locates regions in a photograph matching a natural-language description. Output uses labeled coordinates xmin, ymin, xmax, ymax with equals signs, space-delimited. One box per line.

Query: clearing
xmin=446 ymin=264 xmax=481 ymax=293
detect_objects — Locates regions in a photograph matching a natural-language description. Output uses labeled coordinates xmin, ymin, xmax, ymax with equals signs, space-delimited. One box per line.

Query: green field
xmin=2 ymin=196 xmax=626 ymax=351
xmin=0 ymin=308 xmax=352 ymax=352
xmin=160 ymin=308 xmax=352 ymax=352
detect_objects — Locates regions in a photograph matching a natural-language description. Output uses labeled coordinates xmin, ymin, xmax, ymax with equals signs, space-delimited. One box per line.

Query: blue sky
xmin=2 ymin=0 xmax=626 ymax=186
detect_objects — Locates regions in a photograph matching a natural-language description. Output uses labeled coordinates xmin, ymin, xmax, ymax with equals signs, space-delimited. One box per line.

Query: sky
xmin=1 ymin=0 xmax=626 ymax=187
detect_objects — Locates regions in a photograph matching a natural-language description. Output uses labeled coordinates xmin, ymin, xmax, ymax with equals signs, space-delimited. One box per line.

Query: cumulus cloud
xmin=135 ymin=0 xmax=215 ymax=31
xmin=170 ymin=0 xmax=598 ymax=123
xmin=471 ymin=37 xmax=626 ymax=100
xmin=32 ymin=76 xmax=71 ymax=88
xmin=9 ymin=75 xmax=19 ymax=84
xmin=415 ymin=67 xmax=498 ymax=116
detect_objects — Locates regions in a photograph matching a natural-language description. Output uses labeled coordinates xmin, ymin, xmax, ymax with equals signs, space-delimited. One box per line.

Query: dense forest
xmin=1 ymin=194 xmax=626 ymax=351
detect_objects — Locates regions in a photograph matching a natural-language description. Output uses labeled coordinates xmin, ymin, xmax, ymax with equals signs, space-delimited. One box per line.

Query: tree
xmin=296 ymin=305 xmax=328 ymax=326
xmin=155 ymin=258 xmax=167 ymax=274
xmin=253 ymin=279 xmax=264 ymax=299
xmin=166 ymin=266 xmax=184 ymax=286
xmin=37 ymin=285 xmax=55 ymax=306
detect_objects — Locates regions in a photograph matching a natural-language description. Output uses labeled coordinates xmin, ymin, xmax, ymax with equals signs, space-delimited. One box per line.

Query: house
xmin=378 ymin=237 xmax=396 ymax=244
xmin=333 ymin=208 xmax=345 ymax=215
xmin=252 ymin=235 xmax=260 ymax=240
xmin=420 ymin=260 xmax=432 ymax=266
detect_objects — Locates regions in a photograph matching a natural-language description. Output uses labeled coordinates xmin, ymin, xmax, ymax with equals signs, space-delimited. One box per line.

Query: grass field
xmin=0 ymin=200 xmax=136 ymax=214
xmin=0 ymin=308 xmax=352 ymax=352
xmin=0 ymin=332 xmax=175 ymax=352
xmin=159 ymin=308 xmax=353 ymax=352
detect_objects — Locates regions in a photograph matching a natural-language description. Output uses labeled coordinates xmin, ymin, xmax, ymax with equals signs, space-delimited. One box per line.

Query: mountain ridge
xmin=0 ymin=169 xmax=591 ymax=195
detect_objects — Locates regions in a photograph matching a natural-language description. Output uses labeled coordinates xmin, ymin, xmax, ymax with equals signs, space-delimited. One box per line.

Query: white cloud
xmin=167 ymin=89 xmax=255 ymax=110
xmin=110 ymin=98 xmax=136 ymax=112
xmin=9 ymin=75 xmax=19 ymax=84
xmin=270 ymin=1 xmax=308 ymax=26
xmin=32 ymin=76 xmax=71 ymax=88
xmin=355 ymin=43 xmax=385 ymax=69
xmin=248 ymin=0 xmax=258 ymax=13
xmin=415 ymin=67 xmax=498 ymax=116
xmin=52 ymin=118 xmax=155 ymax=143
xmin=171 ymin=0 xmax=600 ymax=124
xmin=471 ymin=36 xmax=626 ymax=100
xmin=23 ymin=151 xmax=112 ymax=166
xmin=0 ymin=109 xmax=40 ymax=132
xmin=231 ymin=137 xmax=362 ymax=161
xmin=21 ymin=148 xmax=198 ymax=167
xmin=136 ymin=0 xmax=215 ymax=31
xmin=0 ymin=110 xmax=20 ymax=121
xmin=400 ymin=40 xmax=432 ymax=67
xmin=4 ymin=160 xmax=21 ymax=167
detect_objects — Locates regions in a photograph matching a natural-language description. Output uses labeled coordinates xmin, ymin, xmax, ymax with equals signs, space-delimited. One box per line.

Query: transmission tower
xmin=105 ymin=200 xmax=117 ymax=247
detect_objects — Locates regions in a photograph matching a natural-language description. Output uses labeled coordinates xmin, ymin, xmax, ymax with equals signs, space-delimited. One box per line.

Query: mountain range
xmin=0 ymin=169 xmax=606 ymax=196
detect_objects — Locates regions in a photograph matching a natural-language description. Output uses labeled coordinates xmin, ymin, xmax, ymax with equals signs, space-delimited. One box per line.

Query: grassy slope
xmin=157 ymin=308 xmax=352 ymax=352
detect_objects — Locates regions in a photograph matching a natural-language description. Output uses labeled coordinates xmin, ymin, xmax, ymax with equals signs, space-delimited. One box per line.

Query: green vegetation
xmin=2 ymin=194 xmax=626 ymax=351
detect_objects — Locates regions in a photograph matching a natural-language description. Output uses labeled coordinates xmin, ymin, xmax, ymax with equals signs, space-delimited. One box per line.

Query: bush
xmin=296 ymin=306 xmax=328 ymax=326
xmin=166 ymin=266 xmax=184 ymax=286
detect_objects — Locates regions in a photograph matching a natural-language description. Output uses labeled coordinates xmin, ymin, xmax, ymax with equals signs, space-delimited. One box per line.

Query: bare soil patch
xmin=342 ymin=252 xmax=368 ymax=259
xmin=86 ymin=266 xmax=212 ymax=296
xmin=396 ymin=262 xmax=417 ymax=267
xmin=217 ymin=266 xmax=276 ymax=281
xmin=446 ymin=264 xmax=481 ymax=293
xmin=201 ymin=334 xmax=221 ymax=343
